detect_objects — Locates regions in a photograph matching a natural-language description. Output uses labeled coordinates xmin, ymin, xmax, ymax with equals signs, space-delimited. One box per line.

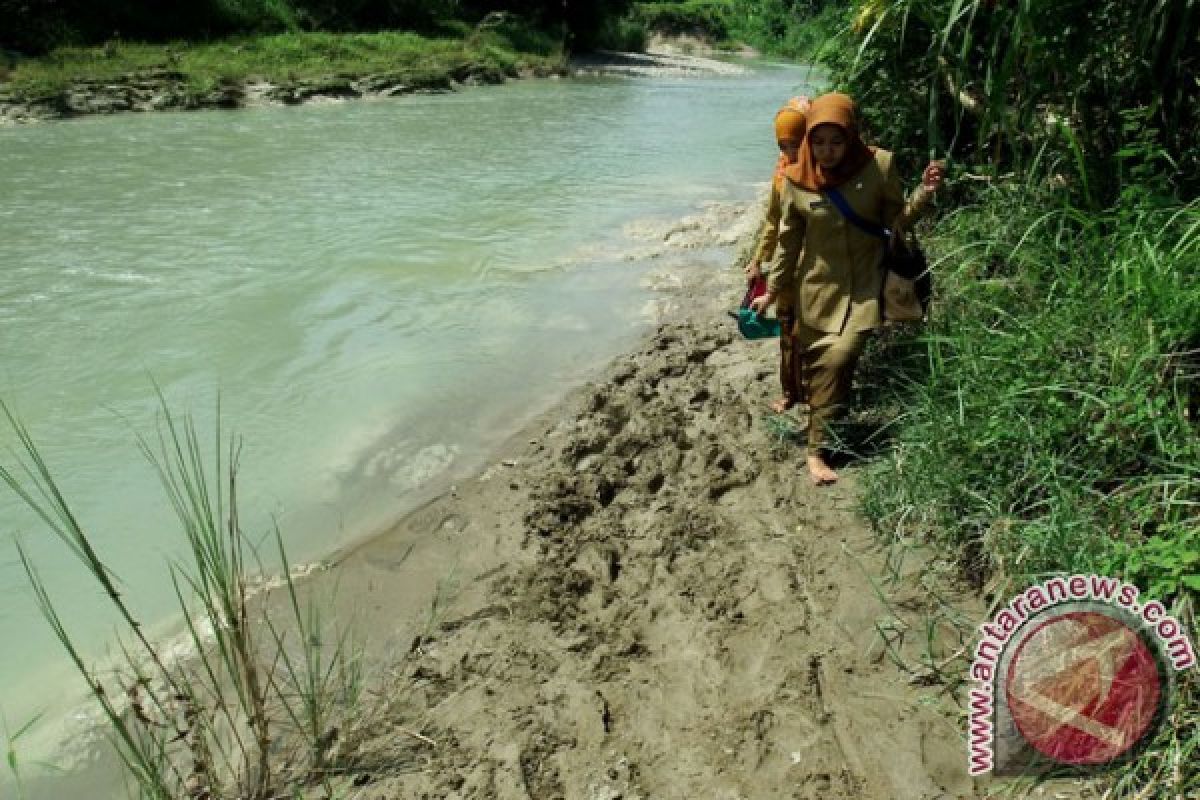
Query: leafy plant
xmin=1106 ymin=524 xmax=1200 ymax=602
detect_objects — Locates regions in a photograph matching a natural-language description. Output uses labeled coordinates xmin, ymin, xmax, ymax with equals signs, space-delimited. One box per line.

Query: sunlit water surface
xmin=0 ymin=61 xmax=817 ymax=790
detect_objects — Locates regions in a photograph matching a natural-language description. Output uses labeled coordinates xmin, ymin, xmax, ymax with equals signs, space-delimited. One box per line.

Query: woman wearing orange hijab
xmin=750 ymin=92 xmax=945 ymax=485
xmin=745 ymin=95 xmax=809 ymax=412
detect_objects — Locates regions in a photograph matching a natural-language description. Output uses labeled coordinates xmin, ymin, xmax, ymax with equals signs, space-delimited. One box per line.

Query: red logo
xmin=1004 ymin=610 xmax=1163 ymax=766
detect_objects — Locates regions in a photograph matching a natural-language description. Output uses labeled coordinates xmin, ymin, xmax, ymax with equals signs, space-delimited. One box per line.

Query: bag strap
xmin=823 ymin=187 xmax=891 ymax=241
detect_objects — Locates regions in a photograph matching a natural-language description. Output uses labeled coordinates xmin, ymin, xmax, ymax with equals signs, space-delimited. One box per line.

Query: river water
xmin=0 ymin=60 xmax=815 ymax=789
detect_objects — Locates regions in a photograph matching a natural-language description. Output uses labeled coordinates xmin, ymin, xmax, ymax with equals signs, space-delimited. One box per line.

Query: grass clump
xmin=0 ymin=394 xmax=367 ymax=799
xmin=859 ymin=191 xmax=1199 ymax=587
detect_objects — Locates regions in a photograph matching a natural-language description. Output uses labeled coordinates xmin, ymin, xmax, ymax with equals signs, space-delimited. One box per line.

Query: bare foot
xmin=769 ymin=396 xmax=795 ymax=413
xmin=807 ymin=454 xmax=838 ymax=486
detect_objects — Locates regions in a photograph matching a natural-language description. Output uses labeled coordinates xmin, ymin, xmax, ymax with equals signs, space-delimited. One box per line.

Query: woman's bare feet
xmin=807 ymin=453 xmax=838 ymax=485
xmin=769 ymin=396 xmax=795 ymax=413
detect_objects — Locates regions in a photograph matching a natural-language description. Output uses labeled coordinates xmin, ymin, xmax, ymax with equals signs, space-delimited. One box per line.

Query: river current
xmin=0 ymin=60 xmax=815 ymax=791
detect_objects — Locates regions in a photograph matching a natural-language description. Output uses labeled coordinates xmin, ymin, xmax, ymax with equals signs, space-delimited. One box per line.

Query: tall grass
xmin=846 ymin=163 xmax=1199 ymax=800
xmin=807 ymin=2 xmax=1199 ymax=793
xmin=857 ymin=191 xmax=1199 ymax=587
xmin=822 ymin=0 xmax=1199 ymax=204
xmin=0 ymin=395 xmax=365 ymax=799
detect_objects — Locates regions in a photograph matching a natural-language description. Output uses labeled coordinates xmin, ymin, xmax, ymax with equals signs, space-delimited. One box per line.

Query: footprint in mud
xmin=651 ymin=330 xmax=680 ymax=351
xmin=685 ymin=337 xmax=724 ymax=364
xmin=563 ymin=400 xmax=631 ymax=464
xmin=524 ymin=479 xmax=599 ymax=541
xmin=652 ymin=506 xmax=728 ymax=567
xmin=563 ymin=431 xmax=607 ymax=466
xmin=587 ymin=386 xmax=611 ymax=412
xmin=518 ymin=734 xmax=567 ymax=798
xmin=611 ymin=361 xmax=638 ymax=386
xmin=513 ymin=565 xmax=594 ymax=629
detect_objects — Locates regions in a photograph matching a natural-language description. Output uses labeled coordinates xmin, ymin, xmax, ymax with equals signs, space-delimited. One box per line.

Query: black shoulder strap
xmin=823 ymin=187 xmax=890 ymax=240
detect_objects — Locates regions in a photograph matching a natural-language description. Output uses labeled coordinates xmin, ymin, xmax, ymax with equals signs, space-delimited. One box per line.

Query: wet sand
xmin=283 ymin=198 xmax=1105 ymax=799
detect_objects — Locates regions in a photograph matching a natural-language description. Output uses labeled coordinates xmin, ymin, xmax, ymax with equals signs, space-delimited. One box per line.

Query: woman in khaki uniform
xmin=745 ymin=96 xmax=809 ymax=412
xmin=751 ymin=92 xmax=945 ymax=485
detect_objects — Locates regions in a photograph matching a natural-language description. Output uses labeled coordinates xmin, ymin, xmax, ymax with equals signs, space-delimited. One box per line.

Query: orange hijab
xmin=772 ymin=97 xmax=808 ymax=188
xmin=785 ymin=92 xmax=875 ymax=191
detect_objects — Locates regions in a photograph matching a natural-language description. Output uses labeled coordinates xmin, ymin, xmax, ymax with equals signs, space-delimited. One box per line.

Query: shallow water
xmin=0 ymin=61 xmax=817 ymax=788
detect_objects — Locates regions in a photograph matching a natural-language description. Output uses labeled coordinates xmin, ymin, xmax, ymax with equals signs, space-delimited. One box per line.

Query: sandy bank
xmin=279 ymin=204 xmax=1101 ymax=798
xmin=570 ymin=48 xmax=749 ymax=78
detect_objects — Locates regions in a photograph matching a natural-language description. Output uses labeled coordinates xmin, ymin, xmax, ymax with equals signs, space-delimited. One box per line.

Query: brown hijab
xmin=785 ymin=92 xmax=875 ymax=191
xmin=772 ymin=97 xmax=808 ymax=189
xmin=773 ymin=96 xmax=808 ymax=143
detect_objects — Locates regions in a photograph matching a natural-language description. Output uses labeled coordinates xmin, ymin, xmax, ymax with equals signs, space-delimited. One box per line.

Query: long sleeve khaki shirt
xmin=767 ymin=149 xmax=932 ymax=335
xmin=752 ymin=179 xmax=783 ymax=264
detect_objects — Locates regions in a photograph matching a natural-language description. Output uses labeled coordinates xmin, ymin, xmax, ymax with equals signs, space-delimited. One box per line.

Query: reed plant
xmin=0 ymin=394 xmax=366 ymax=799
xmin=2 ymin=712 xmax=41 ymax=800
xmin=823 ymin=0 xmax=1199 ymax=204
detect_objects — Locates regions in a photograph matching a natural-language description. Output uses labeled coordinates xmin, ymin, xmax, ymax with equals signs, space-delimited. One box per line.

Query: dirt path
xmin=297 ymin=255 xmax=982 ymax=798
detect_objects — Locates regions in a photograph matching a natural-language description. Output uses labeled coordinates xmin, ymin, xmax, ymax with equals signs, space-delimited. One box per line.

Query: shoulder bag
xmin=822 ymin=187 xmax=931 ymax=324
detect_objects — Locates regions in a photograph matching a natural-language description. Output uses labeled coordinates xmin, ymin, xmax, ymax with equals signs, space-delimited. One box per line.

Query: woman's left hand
xmin=922 ymin=160 xmax=946 ymax=192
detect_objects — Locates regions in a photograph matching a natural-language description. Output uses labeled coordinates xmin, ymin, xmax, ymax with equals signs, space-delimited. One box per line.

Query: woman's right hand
xmin=749 ymin=292 xmax=774 ymax=315
xmin=922 ymin=160 xmax=946 ymax=192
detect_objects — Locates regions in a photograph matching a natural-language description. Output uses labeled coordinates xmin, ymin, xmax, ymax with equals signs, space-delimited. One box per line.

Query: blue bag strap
xmin=823 ymin=187 xmax=891 ymax=240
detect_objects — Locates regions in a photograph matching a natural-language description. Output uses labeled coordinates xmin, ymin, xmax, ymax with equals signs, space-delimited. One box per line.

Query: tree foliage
xmin=0 ymin=0 xmax=635 ymax=53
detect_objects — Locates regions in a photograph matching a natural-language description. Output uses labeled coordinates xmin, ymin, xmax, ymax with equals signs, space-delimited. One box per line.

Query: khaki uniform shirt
xmin=767 ymin=149 xmax=932 ymax=335
xmin=752 ymin=179 xmax=784 ymax=265
xmin=752 ymin=179 xmax=793 ymax=314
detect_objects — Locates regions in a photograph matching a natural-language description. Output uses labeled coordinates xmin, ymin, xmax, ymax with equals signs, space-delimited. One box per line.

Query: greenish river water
xmin=0 ymin=61 xmax=814 ymax=790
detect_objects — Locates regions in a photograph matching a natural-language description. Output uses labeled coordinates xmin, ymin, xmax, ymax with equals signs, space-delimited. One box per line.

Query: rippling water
xmin=0 ymin=61 xmax=814 ymax=783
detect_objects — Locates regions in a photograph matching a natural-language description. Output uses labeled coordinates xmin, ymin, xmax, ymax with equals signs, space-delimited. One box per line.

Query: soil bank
xmin=285 ymin=201 xmax=1103 ymax=799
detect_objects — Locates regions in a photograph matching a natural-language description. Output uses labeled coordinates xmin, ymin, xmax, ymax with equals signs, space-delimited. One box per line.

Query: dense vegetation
xmin=824 ymin=0 xmax=1198 ymax=616
xmin=0 ymin=0 xmax=635 ymax=54
xmin=0 ymin=0 xmax=651 ymax=99
xmin=812 ymin=0 xmax=1199 ymax=793
xmin=632 ymin=0 xmax=844 ymax=56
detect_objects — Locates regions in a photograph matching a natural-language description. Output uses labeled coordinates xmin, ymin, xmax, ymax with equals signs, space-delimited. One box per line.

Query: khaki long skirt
xmin=792 ymin=321 xmax=870 ymax=454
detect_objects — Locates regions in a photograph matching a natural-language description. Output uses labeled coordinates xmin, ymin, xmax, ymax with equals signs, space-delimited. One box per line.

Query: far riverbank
xmin=0 ymin=27 xmax=755 ymax=124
